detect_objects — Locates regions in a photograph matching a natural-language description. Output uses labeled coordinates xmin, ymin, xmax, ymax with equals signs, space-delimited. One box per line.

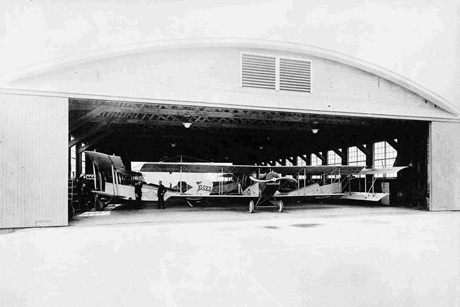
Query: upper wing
xmin=140 ymin=162 xmax=365 ymax=176
xmin=85 ymin=151 xmax=126 ymax=173
xmin=140 ymin=162 xmax=240 ymax=173
xmin=358 ymin=166 xmax=408 ymax=175
xmin=266 ymin=165 xmax=365 ymax=176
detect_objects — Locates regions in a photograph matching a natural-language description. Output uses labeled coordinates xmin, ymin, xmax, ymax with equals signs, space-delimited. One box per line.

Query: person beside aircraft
xmin=134 ymin=181 xmax=143 ymax=209
xmin=76 ymin=174 xmax=85 ymax=211
xmin=157 ymin=180 xmax=166 ymax=209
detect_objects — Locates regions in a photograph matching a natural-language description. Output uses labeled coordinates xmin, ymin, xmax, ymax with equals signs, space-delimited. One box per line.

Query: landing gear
xmin=248 ymin=199 xmax=284 ymax=213
xmin=278 ymin=200 xmax=283 ymax=213
xmin=249 ymin=200 xmax=255 ymax=213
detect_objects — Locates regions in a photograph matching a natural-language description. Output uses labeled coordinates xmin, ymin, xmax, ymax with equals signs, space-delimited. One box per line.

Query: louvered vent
xmin=279 ymin=58 xmax=311 ymax=93
xmin=241 ymin=54 xmax=276 ymax=90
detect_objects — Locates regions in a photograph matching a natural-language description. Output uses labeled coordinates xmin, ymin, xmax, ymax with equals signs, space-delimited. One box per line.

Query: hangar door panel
xmin=430 ymin=121 xmax=460 ymax=211
xmin=0 ymin=93 xmax=68 ymax=228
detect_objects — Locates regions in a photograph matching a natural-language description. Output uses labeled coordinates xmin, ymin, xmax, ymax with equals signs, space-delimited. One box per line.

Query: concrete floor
xmin=1 ymin=203 xmax=460 ymax=307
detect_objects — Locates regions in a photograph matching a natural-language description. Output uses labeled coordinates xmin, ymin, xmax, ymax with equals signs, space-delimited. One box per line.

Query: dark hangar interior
xmin=69 ymin=98 xmax=428 ymax=166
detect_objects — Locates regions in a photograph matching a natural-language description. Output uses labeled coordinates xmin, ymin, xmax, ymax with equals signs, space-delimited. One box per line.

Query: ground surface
xmin=1 ymin=203 xmax=460 ymax=307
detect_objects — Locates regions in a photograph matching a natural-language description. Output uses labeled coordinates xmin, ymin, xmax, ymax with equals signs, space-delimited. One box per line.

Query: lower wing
xmin=166 ymin=194 xmax=258 ymax=202
xmin=91 ymin=190 xmax=127 ymax=200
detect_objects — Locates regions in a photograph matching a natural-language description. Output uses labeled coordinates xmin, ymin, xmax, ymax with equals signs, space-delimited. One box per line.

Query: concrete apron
xmin=1 ymin=205 xmax=459 ymax=307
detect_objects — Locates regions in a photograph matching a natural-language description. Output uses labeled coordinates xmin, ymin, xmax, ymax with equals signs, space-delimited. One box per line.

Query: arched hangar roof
xmin=7 ymin=38 xmax=460 ymax=117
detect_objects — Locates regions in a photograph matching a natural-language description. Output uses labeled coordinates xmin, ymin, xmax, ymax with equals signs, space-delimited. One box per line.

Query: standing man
xmin=76 ymin=174 xmax=85 ymax=212
xmin=134 ymin=181 xmax=143 ymax=209
xmin=157 ymin=180 xmax=166 ymax=209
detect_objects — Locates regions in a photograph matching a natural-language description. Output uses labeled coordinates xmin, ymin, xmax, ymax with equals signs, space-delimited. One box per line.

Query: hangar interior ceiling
xmin=69 ymin=98 xmax=426 ymax=166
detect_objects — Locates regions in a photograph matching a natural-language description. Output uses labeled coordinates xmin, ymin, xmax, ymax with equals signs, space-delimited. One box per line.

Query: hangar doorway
xmin=68 ymin=98 xmax=429 ymax=214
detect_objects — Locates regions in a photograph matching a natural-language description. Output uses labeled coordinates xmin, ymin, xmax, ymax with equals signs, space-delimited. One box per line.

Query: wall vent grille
xmin=279 ymin=58 xmax=311 ymax=93
xmin=241 ymin=53 xmax=312 ymax=93
xmin=241 ymin=54 xmax=276 ymax=90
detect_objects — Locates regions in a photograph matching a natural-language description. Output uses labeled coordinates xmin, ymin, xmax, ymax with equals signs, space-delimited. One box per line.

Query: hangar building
xmin=1 ymin=1 xmax=460 ymax=228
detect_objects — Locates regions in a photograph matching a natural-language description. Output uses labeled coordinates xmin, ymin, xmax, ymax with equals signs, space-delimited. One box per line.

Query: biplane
xmin=86 ymin=151 xmax=408 ymax=213
xmin=139 ymin=162 xmax=365 ymax=213
xmin=84 ymin=151 xmax=233 ymax=206
xmin=84 ymin=151 xmax=163 ymax=207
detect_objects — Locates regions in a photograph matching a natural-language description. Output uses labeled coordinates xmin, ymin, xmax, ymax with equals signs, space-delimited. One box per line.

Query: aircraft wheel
xmin=278 ymin=200 xmax=284 ymax=213
xmin=249 ymin=200 xmax=255 ymax=213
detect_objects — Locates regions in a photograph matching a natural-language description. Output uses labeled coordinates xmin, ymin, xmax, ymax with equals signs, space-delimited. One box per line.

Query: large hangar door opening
xmin=68 ymin=98 xmax=429 ymax=212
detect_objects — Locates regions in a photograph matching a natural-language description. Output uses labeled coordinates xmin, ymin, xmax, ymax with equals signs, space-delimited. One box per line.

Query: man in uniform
xmin=157 ymin=180 xmax=166 ymax=209
xmin=134 ymin=181 xmax=143 ymax=209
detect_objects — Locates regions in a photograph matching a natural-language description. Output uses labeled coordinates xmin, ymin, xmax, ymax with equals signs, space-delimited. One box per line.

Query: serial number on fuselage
xmin=197 ymin=185 xmax=212 ymax=193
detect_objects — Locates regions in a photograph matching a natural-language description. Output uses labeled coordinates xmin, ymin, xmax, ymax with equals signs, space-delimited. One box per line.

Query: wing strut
xmin=111 ymin=164 xmax=117 ymax=195
xmin=92 ymin=161 xmax=97 ymax=190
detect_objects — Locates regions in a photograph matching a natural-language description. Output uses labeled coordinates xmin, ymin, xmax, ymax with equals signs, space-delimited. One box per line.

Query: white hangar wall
xmin=0 ymin=93 xmax=68 ymax=228
xmin=10 ymin=47 xmax=453 ymax=120
xmin=430 ymin=122 xmax=460 ymax=211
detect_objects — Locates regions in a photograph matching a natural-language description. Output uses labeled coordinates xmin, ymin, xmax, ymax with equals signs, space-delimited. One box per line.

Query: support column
xmin=69 ymin=135 xmax=72 ymax=178
xmin=342 ymin=148 xmax=349 ymax=165
xmin=322 ymin=151 xmax=328 ymax=166
xmin=366 ymin=142 xmax=374 ymax=192
xmin=76 ymin=143 xmax=82 ymax=177
xmin=300 ymin=154 xmax=311 ymax=166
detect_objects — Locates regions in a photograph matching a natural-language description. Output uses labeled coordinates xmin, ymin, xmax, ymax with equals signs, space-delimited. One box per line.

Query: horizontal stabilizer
xmin=341 ymin=192 xmax=388 ymax=202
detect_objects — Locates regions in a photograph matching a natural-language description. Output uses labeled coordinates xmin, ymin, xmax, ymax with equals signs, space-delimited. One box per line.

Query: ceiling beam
xmin=332 ymin=148 xmax=346 ymax=160
xmin=69 ymin=121 xmax=110 ymax=148
xmin=70 ymin=100 xmax=375 ymax=126
xmin=312 ymin=151 xmax=326 ymax=162
xmin=77 ymin=132 xmax=111 ymax=154
xmin=70 ymin=105 xmax=110 ymax=132
xmin=286 ymin=156 xmax=297 ymax=165
xmin=89 ymin=118 xmax=310 ymax=131
xmin=386 ymin=138 xmax=401 ymax=151
xmin=357 ymin=144 xmax=371 ymax=156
